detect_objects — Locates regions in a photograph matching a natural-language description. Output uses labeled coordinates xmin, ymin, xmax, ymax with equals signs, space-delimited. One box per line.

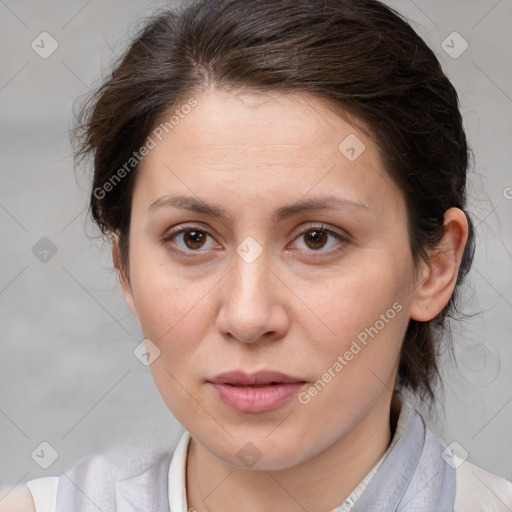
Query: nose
xmin=216 ymin=248 xmax=289 ymax=345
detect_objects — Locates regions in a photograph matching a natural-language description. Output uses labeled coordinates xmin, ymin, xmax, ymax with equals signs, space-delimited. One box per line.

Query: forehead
xmin=134 ymin=87 xmax=399 ymax=217
xmin=145 ymin=88 xmax=372 ymax=163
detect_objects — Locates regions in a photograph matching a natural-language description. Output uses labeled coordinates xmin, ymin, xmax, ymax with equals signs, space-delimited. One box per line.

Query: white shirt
xmin=25 ymin=430 xmax=512 ymax=511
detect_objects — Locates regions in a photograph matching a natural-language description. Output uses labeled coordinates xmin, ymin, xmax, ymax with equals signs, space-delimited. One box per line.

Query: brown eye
xmin=162 ymin=226 xmax=218 ymax=255
xmin=291 ymin=224 xmax=349 ymax=256
xmin=181 ymin=229 xmax=207 ymax=250
xmin=303 ymin=229 xmax=329 ymax=250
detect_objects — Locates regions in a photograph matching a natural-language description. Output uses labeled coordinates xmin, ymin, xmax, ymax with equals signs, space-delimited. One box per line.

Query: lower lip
xmin=209 ymin=382 xmax=306 ymax=413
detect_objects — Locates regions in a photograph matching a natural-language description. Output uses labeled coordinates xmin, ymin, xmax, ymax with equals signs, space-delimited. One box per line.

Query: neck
xmin=186 ymin=391 xmax=400 ymax=512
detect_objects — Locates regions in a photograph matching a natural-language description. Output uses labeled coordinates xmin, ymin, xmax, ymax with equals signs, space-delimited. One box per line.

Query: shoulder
xmin=454 ymin=455 xmax=512 ymax=511
xmin=76 ymin=442 xmax=173 ymax=480
xmin=55 ymin=445 xmax=173 ymax=511
xmin=1 ymin=445 xmax=174 ymax=512
xmin=0 ymin=485 xmax=36 ymax=512
xmin=2 ymin=476 xmax=59 ymax=512
xmin=53 ymin=441 xmax=173 ymax=482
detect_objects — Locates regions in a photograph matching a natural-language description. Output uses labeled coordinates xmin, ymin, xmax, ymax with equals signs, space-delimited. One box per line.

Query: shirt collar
xmin=168 ymin=427 xmax=191 ymax=512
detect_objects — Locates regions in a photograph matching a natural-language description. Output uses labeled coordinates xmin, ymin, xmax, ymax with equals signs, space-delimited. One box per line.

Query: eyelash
xmin=161 ymin=223 xmax=350 ymax=259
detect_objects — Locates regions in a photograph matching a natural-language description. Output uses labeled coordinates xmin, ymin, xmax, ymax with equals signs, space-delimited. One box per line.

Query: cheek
xmin=128 ymin=260 xmax=218 ymax=415
xmin=297 ymin=272 xmax=409 ymax=428
xmin=294 ymin=254 xmax=412 ymax=418
xmin=305 ymin=251 xmax=412 ymax=353
xmin=128 ymin=251 xmax=214 ymax=356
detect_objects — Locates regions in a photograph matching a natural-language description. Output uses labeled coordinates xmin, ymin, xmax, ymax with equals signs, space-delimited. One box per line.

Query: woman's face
xmin=120 ymin=87 xmax=422 ymax=470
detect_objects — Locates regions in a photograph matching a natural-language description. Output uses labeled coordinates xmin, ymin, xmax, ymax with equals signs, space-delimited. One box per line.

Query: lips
xmin=207 ymin=370 xmax=307 ymax=413
xmin=208 ymin=370 xmax=306 ymax=386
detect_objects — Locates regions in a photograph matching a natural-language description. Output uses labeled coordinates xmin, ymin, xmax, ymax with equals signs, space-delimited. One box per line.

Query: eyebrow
xmin=148 ymin=194 xmax=370 ymax=223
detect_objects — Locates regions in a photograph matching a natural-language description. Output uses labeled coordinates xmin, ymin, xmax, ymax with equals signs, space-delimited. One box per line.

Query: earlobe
xmin=409 ymin=207 xmax=469 ymax=322
xmin=112 ymin=232 xmax=138 ymax=318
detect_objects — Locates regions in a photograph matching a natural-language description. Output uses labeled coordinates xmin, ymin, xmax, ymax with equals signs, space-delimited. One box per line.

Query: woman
xmin=4 ymin=0 xmax=512 ymax=510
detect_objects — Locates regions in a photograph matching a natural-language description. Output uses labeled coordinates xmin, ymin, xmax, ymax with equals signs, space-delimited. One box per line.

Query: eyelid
xmin=286 ymin=223 xmax=351 ymax=256
xmin=290 ymin=223 xmax=350 ymax=243
xmin=161 ymin=223 xmax=222 ymax=256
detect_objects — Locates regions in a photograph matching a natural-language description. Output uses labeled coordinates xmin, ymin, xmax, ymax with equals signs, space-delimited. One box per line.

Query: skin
xmin=113 ymin=87 xmax=468 ymax=512
xmin=0 ymin=486 xmax=36 ymax=512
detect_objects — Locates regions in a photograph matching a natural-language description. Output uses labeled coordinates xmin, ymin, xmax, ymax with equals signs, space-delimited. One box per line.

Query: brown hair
xmin=72 ymin=0 xmax=475 ymax=405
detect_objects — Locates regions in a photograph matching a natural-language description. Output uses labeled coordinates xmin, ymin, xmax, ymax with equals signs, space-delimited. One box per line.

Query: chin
xmin=207 ymin=433 xmax=307 ymax=472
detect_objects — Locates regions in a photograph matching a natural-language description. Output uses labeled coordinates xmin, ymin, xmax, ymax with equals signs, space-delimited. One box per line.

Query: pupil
xmin=185 ymin=230 xmax=205 ymax=249
xmin=306 ymin=229 xmax=327 ymax=250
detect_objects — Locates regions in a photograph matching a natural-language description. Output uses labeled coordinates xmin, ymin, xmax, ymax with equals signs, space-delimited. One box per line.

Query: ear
xmin=112 ymin=232 xmax=138 ymax=318
xmin=409 ymin=207 xmax=469 ymax=322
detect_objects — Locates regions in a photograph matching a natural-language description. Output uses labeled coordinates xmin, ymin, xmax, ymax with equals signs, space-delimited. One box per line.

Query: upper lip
xmin=208 ymin=370 xmax=306 ymax=386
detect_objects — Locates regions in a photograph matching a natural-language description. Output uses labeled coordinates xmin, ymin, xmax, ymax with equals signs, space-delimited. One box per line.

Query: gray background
xmin=1 ymin=0 xmax=511 ymax=489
